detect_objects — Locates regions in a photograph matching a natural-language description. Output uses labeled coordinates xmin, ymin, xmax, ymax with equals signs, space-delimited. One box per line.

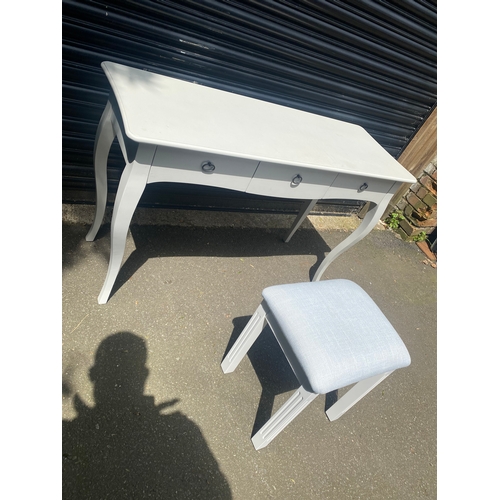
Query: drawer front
xmin=246 ymin=162 xmax=338 ymax=199
xmin=324 ymin=173 xmax=395 ymax=203
xmin=148 ymin=146 xmax=259 ymax=192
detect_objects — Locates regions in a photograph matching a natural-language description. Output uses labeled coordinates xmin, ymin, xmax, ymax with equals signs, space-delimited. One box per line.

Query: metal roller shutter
xmin=62 ymin=0 xmax=437 ymax=214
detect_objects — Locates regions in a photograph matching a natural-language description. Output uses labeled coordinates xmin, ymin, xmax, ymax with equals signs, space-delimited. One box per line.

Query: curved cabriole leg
xmin=97 ymin=144 xmax=156 ymax=304
xmin=312 ymin=194 xmax=393 ymax=282
xmin=86 ymin=101 xmax=116 ymax=242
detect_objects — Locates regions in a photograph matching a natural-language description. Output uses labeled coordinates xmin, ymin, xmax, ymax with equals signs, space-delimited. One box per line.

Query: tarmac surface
xmin=62 ymin=205 xmax=437 ymax=499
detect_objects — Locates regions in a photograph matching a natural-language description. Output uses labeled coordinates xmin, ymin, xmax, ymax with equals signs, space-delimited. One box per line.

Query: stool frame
xmin=221 ymin=303 xmax=394 ymax=450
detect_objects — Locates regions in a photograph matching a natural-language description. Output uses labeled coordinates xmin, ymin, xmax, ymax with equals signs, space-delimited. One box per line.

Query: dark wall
xmin=62 ymin=0 xmax=437 ymax=214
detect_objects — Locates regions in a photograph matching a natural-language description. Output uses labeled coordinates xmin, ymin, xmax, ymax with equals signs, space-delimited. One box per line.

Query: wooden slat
xmin=398 ymin=107 xmax=437 ymax=176
xmin=382 ymin=107 xmax=437 ymax=218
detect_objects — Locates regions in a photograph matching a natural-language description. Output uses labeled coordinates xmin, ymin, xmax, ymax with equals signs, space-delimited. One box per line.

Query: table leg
xmin=312 ymin=193 xmax=392 ymax=282
xmin=283 ymin=199 xmax=318 ymax=243
xmin=86 ymin=100 xmax=116 ymax=242
xmin=97 ymin=144 xmax=156 ymax=304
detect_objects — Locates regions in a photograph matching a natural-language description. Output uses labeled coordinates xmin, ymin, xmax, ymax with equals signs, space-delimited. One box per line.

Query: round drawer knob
xmin=291 ymin=174 xmax=303 ymax=186
xmin=358 ymin=182 xmax=368 ymax=192
xmin=201 ymin=161 xmax=215 ymax=173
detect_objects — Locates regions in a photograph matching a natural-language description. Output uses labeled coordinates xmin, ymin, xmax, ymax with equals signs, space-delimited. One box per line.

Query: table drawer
xmin=324 ymin=173 xmax=395 ymax=203
xmin=246 ymin=162 xmax=338 ymax=199
xmin=148 ymin=146 xmax=259 ymax=192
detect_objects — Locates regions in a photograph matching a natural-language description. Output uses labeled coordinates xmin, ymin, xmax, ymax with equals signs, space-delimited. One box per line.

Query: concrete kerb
xmin=62 ymin=203 xmax=384 ymax=233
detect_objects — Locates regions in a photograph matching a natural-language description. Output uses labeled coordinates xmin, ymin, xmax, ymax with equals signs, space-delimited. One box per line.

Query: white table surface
xmin=103 ymin=61 xmax=415 ymax=183
xmin=88 ymin=61 xmax=415 ymax=304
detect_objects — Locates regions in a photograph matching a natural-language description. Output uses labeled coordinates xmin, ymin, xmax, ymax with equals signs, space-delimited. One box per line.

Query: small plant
xmin=413 ymin=231 xmax=428 ymax=242
xmin=385 ymin=210 xmax=405 ymax=229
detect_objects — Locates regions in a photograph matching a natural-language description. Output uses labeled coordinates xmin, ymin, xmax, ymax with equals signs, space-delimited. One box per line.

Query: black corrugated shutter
xmin=62 ymin=0 xmax=437 ymax=214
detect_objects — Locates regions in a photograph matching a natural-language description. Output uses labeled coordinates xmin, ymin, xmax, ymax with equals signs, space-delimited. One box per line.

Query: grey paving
xmin=62 ymin=207 xmax=436 ymax=499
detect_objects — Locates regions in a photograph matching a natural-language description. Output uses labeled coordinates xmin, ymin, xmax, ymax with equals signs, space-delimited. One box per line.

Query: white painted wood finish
xmin=221 ymin=305 xmax=267 ymax=374
xmin=149 ymin=146 xmax=259 ymax=191
xmin=102 ymin=62 xmax=414 ymax=184
xmin=325 ymin=371 xmax=393 ymax=422
xmin=251 ymin=387 xmax=318 ymax=451
xmin=246 ymin=162 xmax=338 ymax=200
xmin=87 ymin=61 xmax=415 ymax=303
xmin=326 ymin=174 xmax=396 ymax=203
xmin=221 ymin=300 xmax=398 ymax=450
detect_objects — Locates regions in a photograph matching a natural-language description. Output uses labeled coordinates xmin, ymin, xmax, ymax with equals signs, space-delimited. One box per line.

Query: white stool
xmin=221 ymin=279 xmax=411 ymax=450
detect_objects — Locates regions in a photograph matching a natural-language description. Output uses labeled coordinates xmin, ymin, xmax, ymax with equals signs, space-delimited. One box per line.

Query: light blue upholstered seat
xmin=221 ymin=279 xmax=411 ymax=450
xmin=261 ymin=279 xmax=411 ymax=394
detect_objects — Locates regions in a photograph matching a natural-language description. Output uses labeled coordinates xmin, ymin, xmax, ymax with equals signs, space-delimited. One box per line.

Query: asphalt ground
xmin=62 ymin=206 xmax=437 ymax=499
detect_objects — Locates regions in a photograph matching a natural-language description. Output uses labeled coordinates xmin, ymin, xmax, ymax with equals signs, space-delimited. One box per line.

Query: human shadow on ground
xmin=62 ymin=332 xmax=232 ymax=499
xmin=223 ymin=317 xmax=338 ymax=439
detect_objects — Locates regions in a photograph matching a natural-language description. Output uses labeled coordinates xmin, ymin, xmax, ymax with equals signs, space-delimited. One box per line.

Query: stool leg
xmin=326 ymin=371 xmax=393 ymax=421
xmin=86 ymin=100 xmax=116 ymax=242
xmin=97 ymin=144 xmax=155 ymax=304
xmin=252 ymin=386 xmax=318 ymax=450
xmin=221 ymin=304 xmax=266 ymax=373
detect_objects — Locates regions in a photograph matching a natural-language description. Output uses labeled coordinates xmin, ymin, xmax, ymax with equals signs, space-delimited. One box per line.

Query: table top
xmin=102 ymin=61 xmax=415 ymax=184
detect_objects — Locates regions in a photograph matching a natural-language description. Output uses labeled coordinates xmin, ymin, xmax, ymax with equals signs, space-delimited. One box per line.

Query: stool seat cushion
xmin=261 ymin=279 xmax=411 ymax=394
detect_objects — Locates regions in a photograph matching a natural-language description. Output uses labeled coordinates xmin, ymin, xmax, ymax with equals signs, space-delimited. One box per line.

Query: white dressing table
xmin=86 ymin=61 xmax=415 ymax=304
